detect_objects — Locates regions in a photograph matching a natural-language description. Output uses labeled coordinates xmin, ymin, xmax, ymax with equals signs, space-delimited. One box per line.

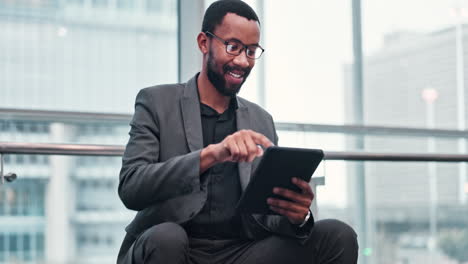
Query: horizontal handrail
xmin=0 ymin=142 xmax=124 ymax=156
xmin=0 ymin=108 xmax=131 ymax=123
xmin=1 ymin=142 xmax=468 ymax=162
xmin=275 ymin=123 xmax=468 ymax=139
xmin=325 ymin=151 xmax=468 ymax=162
xmin=2 ymin=108 xmax=468 ymax=138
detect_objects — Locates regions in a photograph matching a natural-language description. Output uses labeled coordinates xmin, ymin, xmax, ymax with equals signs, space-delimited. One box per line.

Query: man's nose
xmin=232 ymin=50 xmax=251 ymax=68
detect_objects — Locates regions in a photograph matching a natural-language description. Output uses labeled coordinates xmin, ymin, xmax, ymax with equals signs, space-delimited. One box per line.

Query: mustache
xmin=223 ymin=65 xmax=251 ymax=75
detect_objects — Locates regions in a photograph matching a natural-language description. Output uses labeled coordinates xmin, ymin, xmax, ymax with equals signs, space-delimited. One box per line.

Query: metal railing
xmin=2 ymin=142 xmax=468 ymax=161
xmin=2 ymin=108 xmax=468 ymax=185
xmin=2 ymin=142 xmax=468 ymax=183
xmin=3 ymin=107 xmax=468 ymax=138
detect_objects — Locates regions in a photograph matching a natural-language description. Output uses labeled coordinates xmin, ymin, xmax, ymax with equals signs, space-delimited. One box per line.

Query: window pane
xmin=360 ymin=0 xmax=468 ymax=129
xmin=0 ymin=234 xmax=4 ymax=252
xmin=0 ymin=234 xmax=4 ymax=261
xmin=264 ymin=0 xmax=352 ymax=124
xmin=36 ymin=233 xmax=44 ymax=252
xmin=0 ymin=0 xmax=178 ymax=113
xmin=356 ymin=1 xmax=468 ymax=263
xmin=9 ymin=234 xmax=17 ymax=252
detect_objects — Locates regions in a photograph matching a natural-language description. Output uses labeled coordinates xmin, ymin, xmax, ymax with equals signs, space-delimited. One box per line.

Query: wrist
xmin=298 ymin=209 xmax=312 ymax=228
xmin=200 ymin=144 xmax=219 ymax=173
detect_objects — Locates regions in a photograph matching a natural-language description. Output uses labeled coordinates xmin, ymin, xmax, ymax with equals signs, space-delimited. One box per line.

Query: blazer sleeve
xmin=118 ymin=89 xmax=202 ymax=211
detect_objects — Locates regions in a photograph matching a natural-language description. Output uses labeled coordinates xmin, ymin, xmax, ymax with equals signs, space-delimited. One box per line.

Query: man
xmin=117 ymin=0 xmax=358 ymax=263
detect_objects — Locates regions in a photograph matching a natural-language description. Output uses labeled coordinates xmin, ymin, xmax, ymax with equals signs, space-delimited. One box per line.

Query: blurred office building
xmin=0 ymin=117 xmax=134 ymax=264
xmin=0 ymin=0 xmax=177 ymax=263
xmin=4 ymin=1 xmax=468 ymax=264
xmin=344 ymin=26 xmax=468 ymax=263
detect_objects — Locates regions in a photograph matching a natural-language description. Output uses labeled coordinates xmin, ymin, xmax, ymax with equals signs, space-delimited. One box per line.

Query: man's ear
xmin=197 ymin=32 xmax=209 ymax=54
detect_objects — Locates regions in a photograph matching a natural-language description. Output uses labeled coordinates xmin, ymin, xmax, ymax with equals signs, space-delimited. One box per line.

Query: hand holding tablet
xmin=236 ymin=146 xmax=324 ymax=216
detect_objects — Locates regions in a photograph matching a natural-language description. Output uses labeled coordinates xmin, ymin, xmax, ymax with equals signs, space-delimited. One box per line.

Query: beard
xmin=206 ymin=49 xmax=251 ymax=97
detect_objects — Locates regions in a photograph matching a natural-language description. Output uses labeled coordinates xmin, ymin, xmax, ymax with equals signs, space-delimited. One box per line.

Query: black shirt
xmin=184 ymin=98 xmax=244 ymax=239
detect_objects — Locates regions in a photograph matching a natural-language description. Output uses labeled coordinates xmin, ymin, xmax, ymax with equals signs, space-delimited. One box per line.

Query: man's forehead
xmin=214 ymin=13 xmax=260 ymax=42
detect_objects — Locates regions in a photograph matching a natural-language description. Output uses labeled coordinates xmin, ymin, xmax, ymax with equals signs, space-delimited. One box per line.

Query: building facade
xmin=0 ymin=0 xmax=177 ymax=263
xmin=344 ymin=26 xmax=468 ymax=263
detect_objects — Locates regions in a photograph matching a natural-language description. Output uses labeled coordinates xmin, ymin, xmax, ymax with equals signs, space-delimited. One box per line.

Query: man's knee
xmin=141 ymin=222 xmax=188 ymax=248
xmin=139 ymin=222 xmax=189 ymax=253
xmin=316 ymin=219 xmax=358 ymax=244
xmin=312 ymin=219 xmax=359 ymax=262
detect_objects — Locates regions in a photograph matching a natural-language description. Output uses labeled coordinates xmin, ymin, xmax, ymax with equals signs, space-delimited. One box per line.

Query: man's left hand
xmin=267 ymin=177 xmax=314 ymax=225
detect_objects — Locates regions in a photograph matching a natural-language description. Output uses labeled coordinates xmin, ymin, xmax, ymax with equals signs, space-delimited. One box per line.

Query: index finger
xmin=292 ymin=177 xmax=314 ymax=196
xmin=248 ymin=130 xmax=274 ymax=148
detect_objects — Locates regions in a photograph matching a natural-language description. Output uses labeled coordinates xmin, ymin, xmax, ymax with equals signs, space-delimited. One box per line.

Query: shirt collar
xmin=200 ymin=96 xmax=238 ymax=119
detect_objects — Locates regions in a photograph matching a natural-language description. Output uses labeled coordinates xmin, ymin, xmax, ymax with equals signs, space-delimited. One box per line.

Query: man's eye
xmin=246 ymin=47 xmax=257 ymax=57
xmin=227 ymin=43 xmax=240 ymax=52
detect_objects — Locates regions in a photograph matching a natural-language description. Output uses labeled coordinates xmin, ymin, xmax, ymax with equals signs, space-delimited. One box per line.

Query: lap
xmin=117 ymin=219 xmax=358 ymax=264
xmin=239 ymin=235 xmax=314 ymax=264
xmin=117 ymin=222 xmax=189 ymax=264
xmin=240 ymin=219 xmax=358 ymax=264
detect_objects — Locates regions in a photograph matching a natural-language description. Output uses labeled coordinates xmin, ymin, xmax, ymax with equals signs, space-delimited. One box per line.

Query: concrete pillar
xmin=45 ymin=123 xmax=75 ymax=263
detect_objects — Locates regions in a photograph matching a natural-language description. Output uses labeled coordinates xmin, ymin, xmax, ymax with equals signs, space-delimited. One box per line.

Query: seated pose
xmin=117 ymin=1 xmax=358 ymax=263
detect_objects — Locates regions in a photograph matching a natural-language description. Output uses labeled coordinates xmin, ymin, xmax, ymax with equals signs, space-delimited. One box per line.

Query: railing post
xmin=0 ymin=154 xmax=16 ymax=184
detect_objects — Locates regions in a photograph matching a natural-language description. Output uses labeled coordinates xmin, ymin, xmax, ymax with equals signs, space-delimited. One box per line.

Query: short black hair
xmin=201 ymin=0 xmax=260 ymax=33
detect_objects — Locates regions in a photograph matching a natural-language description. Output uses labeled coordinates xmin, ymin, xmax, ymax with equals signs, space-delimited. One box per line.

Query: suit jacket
xmin=118 ymin=74 xmax=314 ymax=246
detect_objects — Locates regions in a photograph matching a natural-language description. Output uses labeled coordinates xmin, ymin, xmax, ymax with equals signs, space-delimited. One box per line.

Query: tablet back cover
xmin=236 ymin=146 xmax=324 ymax=215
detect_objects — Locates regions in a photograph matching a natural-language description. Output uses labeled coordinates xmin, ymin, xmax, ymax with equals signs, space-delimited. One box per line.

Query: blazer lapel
xmin=236 ymin=99 xmax=252 ymax=191
xmin=180 ymin=76 xmax=252 ymax=190
xmin=180 ymin=75 xmax=203 ymax=152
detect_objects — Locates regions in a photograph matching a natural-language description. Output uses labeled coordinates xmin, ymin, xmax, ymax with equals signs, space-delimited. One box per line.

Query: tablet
xmin=236 ymin=146 xmax=324 ymax=215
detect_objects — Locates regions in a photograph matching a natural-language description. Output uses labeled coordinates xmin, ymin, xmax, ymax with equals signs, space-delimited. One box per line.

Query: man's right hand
xmin=200 ymin=129 xmax=273 ymax=173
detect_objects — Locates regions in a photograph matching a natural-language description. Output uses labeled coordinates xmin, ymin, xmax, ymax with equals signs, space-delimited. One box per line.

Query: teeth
xmin=228 ymin=71 xmax=242 ymax=78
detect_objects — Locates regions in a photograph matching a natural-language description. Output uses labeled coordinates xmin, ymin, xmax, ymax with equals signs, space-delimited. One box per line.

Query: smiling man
xmin=117 ymin=1 xmax=358 ymax=263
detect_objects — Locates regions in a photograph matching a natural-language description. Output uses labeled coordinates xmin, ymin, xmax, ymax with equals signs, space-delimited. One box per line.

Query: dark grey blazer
xmin=118 ymin=74 xmax=313 ymax=247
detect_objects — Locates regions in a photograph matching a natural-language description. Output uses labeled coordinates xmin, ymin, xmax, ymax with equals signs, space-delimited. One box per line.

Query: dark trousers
xmin=117 ymin=219 xmax=358 ymax=264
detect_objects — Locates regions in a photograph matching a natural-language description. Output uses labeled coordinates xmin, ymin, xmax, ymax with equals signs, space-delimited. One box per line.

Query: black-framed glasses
xmin=205 ymin=31 xmax=264 ymax=59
